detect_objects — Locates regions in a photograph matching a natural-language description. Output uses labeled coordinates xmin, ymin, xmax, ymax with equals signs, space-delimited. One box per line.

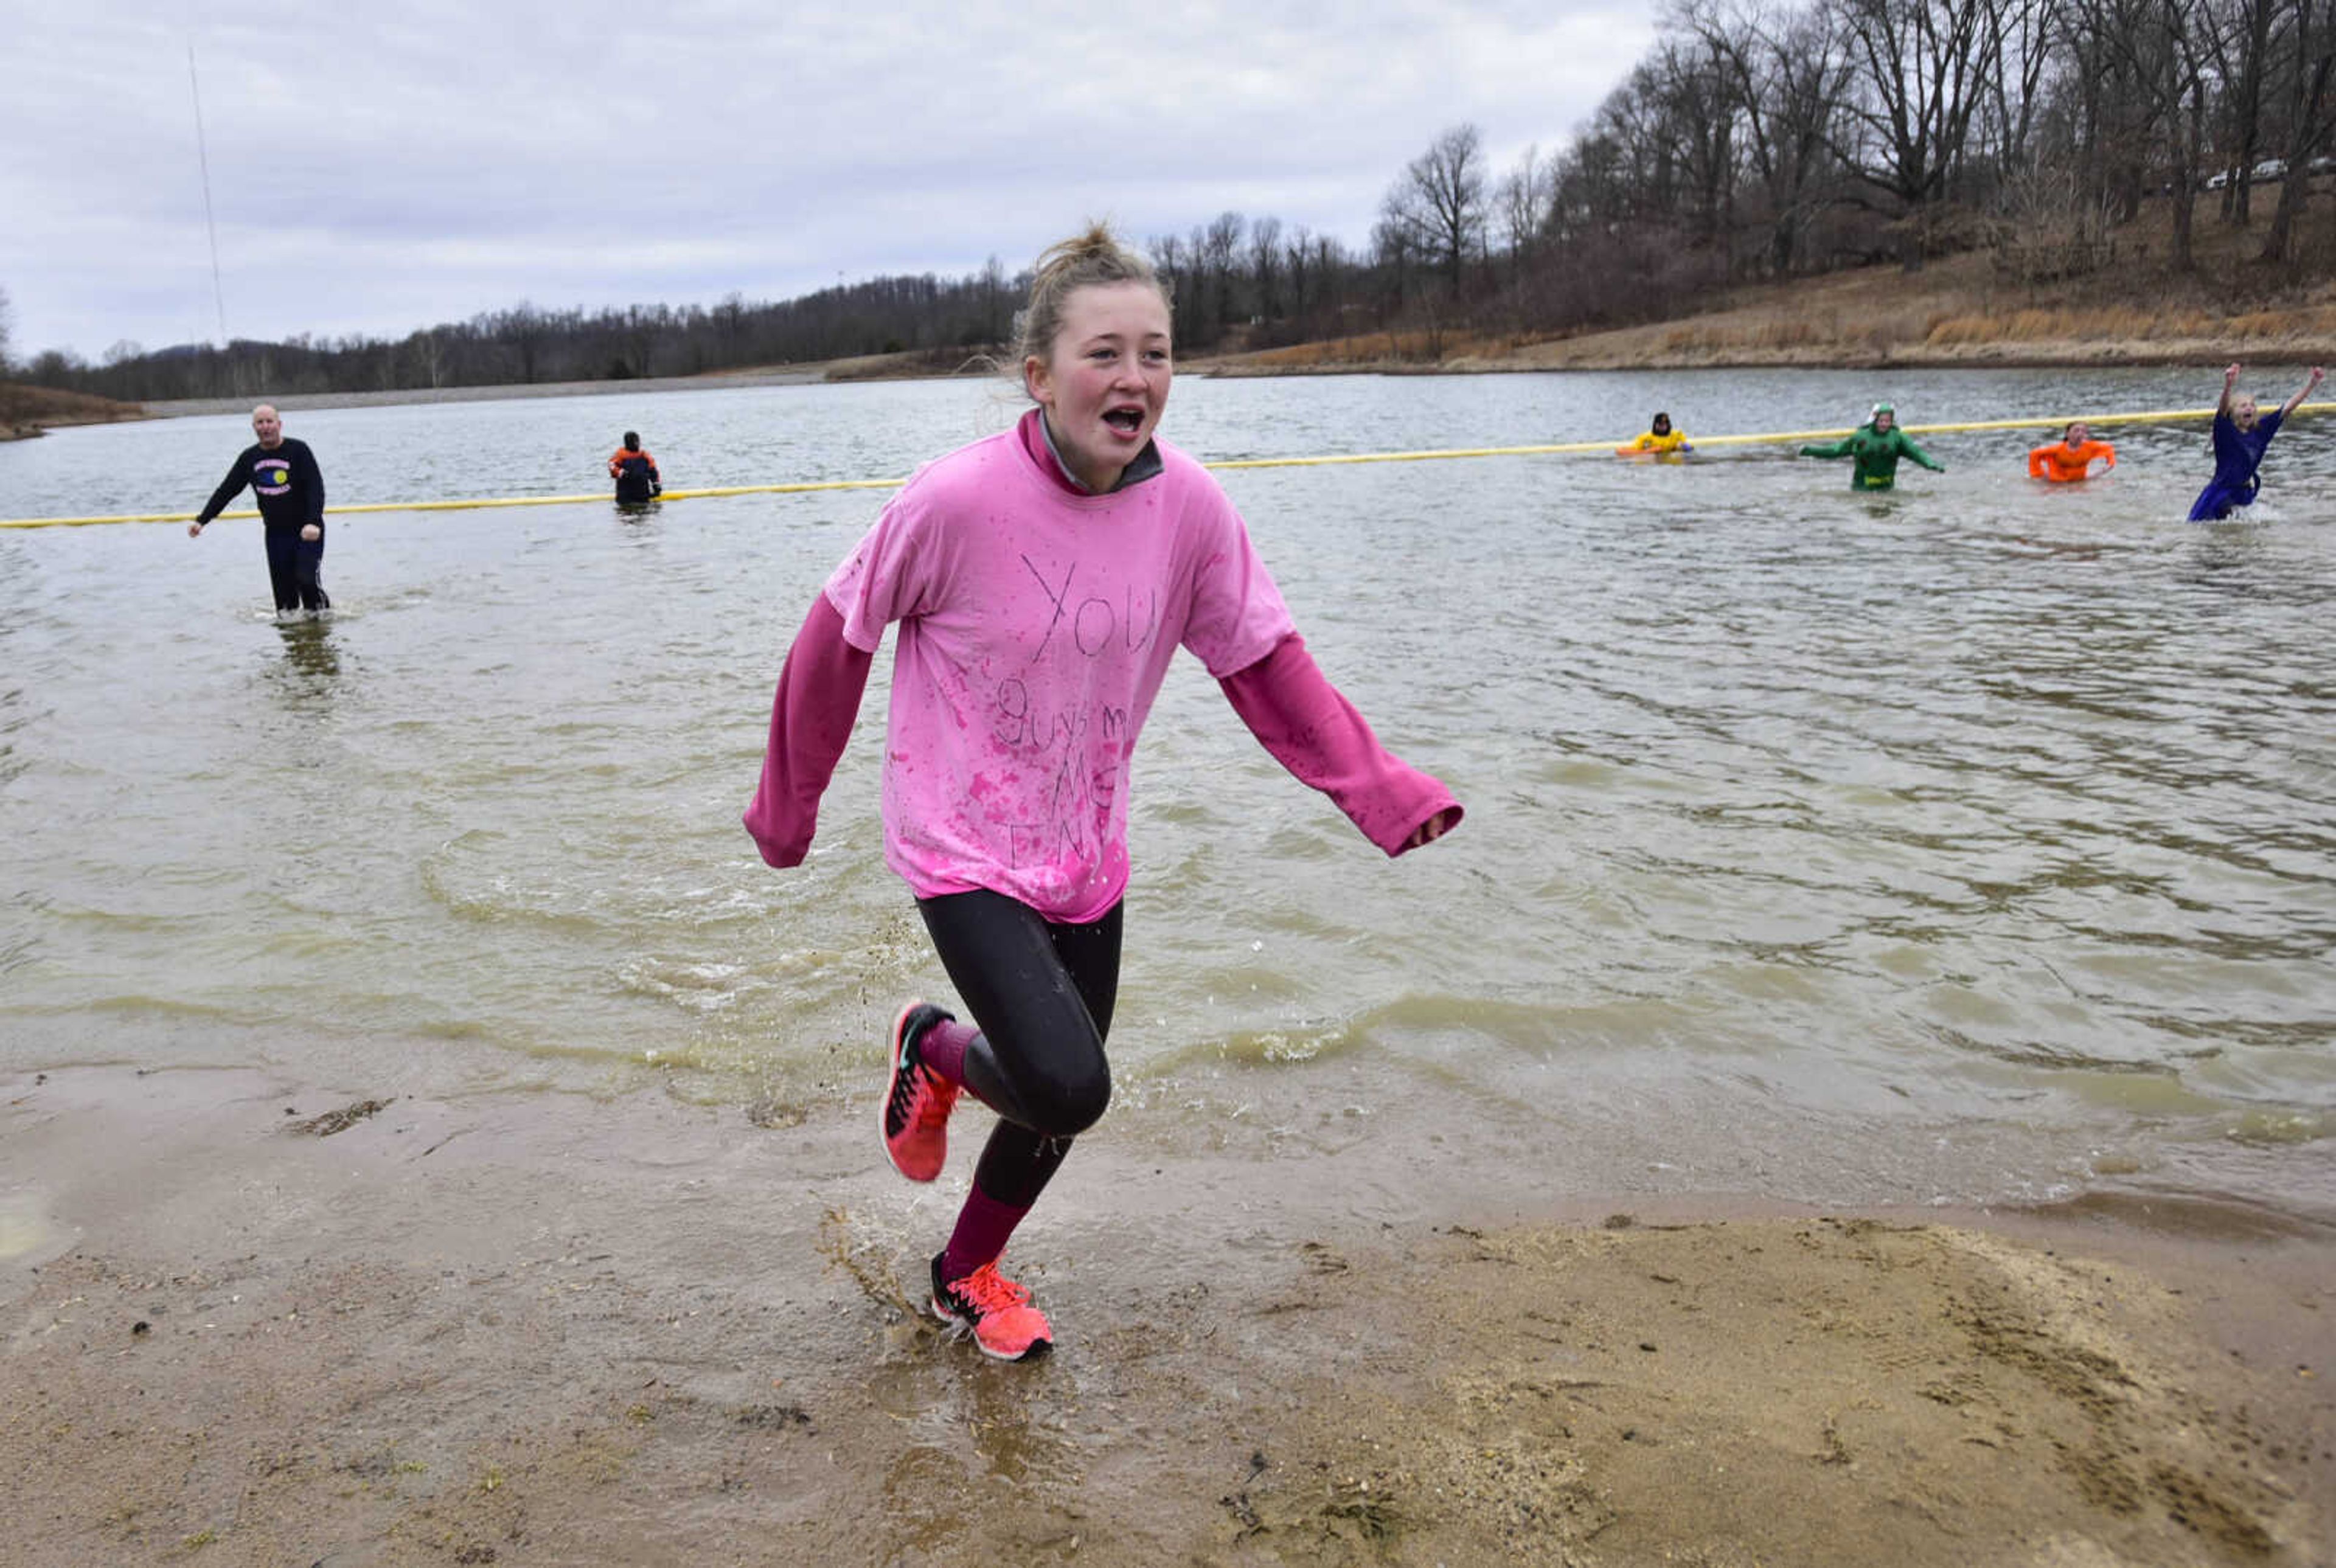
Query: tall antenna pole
xmin=188 ymin=45 xmax=229 ymax=347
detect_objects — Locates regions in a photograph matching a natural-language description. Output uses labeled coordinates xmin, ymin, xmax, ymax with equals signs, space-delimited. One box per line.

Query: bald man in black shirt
xmin=189 ymin=403 xmax=331 ymax=614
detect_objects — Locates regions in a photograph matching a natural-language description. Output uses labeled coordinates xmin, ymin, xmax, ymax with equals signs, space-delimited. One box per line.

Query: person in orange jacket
xmin=2028 ymin=421 xmax=2115 ymax=482
xmin=608 ymin=432 xmax=662 ymax=504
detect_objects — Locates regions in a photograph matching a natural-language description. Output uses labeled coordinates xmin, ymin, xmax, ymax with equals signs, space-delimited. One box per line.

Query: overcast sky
xmin=5 ymin=2 xmax=1654 ymax=362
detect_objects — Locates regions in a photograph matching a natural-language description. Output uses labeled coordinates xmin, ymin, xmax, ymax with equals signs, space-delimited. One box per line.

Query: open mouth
xmin=1102 ymin=407 xmax=1145 ymax=434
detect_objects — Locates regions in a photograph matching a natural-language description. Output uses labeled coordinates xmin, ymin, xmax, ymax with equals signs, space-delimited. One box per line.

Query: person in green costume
xmin=1798 ymin=403 xmax=1945 ymax=489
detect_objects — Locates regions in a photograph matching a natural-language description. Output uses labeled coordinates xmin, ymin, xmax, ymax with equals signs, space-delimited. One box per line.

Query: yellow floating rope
xmin=4 ymin=401 xmax=2325 ymax=530
xmin=0 ymin=476 xmax=908 ymax=529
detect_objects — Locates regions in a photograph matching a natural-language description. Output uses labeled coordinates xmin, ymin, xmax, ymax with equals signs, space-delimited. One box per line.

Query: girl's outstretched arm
xmin=2281 ymin=366 xmax=2326 ymax=419
xmin=1218 ymin=633 xmax=1462 ymax=856
xmin=2219 ymin=363 xmax=2242 ymax=417
xmin=743 ymin=595 xmax=875 ymax=867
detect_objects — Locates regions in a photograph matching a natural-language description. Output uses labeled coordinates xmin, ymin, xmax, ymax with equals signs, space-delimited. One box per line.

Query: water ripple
xmin=2 ymin=369 xmax=2331 ymax=1216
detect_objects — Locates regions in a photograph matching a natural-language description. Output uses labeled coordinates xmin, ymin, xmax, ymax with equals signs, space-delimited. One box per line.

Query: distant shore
xmin=0 ymin=383 xmax=147 ymax=441
xmin=133 ymin=364 xmax=828 ymax=420
xmin=1208 ymin=248 xmax=2336 ymax=377
xmin=12 ymin=240 xmax=2335 ymax=438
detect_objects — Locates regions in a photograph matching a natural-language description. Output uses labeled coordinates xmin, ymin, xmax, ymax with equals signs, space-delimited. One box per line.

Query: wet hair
xmin=1651 ymin=412 xmax=1671 ymax=429
xmin=2063 ymin=421 xmax=2084 ymax=440
xmin=623 ymin=431 xmax=640 ymax=448
xmin=1015 ymin=223 xmax=1170 ymax=369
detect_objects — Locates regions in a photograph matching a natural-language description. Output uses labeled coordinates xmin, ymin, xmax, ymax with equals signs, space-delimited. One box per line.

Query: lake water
xmin=3 ymin=367 xmax=2332 ymax=1223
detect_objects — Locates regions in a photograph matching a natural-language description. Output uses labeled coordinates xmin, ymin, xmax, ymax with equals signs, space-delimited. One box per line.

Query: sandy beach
xmin=4 ymin=1061 xmax=2328 ymax=1567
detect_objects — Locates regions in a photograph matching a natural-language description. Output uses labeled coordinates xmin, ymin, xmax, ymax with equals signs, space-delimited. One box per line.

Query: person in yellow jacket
xmin=1616 ymin=411 xmax=1691 ymax=458
xmin=2028 ymin=422 xmax=2116 ymax=482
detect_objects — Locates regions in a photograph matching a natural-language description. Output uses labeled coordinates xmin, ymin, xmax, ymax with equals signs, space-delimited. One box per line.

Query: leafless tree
xmin=1649 ymin=38 xmax=1743 ymax=267
xmin=1978 ymin=0 xmax=2056 ymax=182
xmin=1685 ymin=0 xmax=1855 ymax=274
xmin=1147 ymin=232 xmax=1189 ymax=330
xmin=2261 ymin=0 xmax=2336 ymax=257
xmin=1282 ymin=224 xmax=1314 ymax=328
xmin=1247 ymin=215 xmax=1284 ymax=321
xmin=1203 ymin=212 xmax=1245 ymax=339
xmin=1372 ymin=213 xmax=1420 ymax=325
xmin=2135 ymin=0 xmax=2222 ymax=268
xmin=1496 ymin=142 xmax=1553 ymax=274
xmin=1382 ymin=123 xmax=1489 ymax=294
xmin=1826 ymin=0 xmax=2006 ymax=266
xmin=2207 ymin=0 xmax=2290 ymax=220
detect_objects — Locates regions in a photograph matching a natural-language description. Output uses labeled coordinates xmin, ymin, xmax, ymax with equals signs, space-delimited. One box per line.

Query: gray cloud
xmin=4 ymin=1 xmax=1649 ymax=358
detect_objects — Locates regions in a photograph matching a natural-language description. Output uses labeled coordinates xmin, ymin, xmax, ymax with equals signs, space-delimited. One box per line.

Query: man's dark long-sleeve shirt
xmin=196 ymin=438 xmax=326 ymax=530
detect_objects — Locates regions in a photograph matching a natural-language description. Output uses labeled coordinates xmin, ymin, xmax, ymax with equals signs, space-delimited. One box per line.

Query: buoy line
xmin=4 ymin=401 xmax=2324 ymax=530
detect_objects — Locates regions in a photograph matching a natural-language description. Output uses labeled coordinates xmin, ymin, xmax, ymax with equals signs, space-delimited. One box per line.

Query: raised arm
xmin=2217 ymin=363 xmax=2242 ymax=418
xmin=2280 ymin=366 xmax=2326 ymax=420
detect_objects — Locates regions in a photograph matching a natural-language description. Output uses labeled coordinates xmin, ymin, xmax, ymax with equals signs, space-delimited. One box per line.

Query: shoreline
xmin=23 ymin=333 xmax=2334 ymax=434
xmin=134 ymin=366 xmax=829 ymax=420
xmin=5 ymin=1063 xmax=2328 ymax=1565
xmin=1205 ymin=339 xmax=2336 ymax=375
xmin=8 ymin=343 xmax=2312 ymax=446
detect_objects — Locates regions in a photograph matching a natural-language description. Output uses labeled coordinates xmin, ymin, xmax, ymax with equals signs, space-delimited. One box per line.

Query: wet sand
xmin=4 ymin=1063 xmax=2330 ymax=1567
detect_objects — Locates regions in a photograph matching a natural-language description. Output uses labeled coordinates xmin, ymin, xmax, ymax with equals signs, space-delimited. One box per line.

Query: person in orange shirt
xmin=2028 ymin=422 xmax=2115 ymax=482
xmin=608 ymin=432 xmax=662 ymax=504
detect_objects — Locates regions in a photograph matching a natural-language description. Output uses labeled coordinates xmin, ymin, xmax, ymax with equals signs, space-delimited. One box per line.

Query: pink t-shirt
xmin=824 ymin=425 xmax=1296 ymax=921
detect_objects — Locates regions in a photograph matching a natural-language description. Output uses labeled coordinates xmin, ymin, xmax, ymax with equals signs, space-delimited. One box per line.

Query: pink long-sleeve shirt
xmin=745 ymin=415 xmax=1461 ymax=920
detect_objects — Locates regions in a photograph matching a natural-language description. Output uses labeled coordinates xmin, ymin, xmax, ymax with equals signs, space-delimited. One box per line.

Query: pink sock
xmin=940 ymin=1187 xmax=1030 ymax=1283
xmin=920 ymin=1019 xmax=976 ymax=1085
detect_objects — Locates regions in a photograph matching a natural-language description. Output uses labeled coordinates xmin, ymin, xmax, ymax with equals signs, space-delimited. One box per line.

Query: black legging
xmin=263 ymin=525 xmax=330 ymax=612
xmin=916 ymin=888 xmax=1120 ymax=1209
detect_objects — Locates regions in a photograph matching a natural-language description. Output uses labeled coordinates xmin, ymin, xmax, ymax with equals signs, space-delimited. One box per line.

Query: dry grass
xmin=1924 ymin=295 xmax=2336 ymax=346
xmin=1 ymin=381 xmax=145 ymax=438
xmin=1219 ymin=328 xmax=1508 ymax=371
xmin=1205 ymin=186 xmax=2336 ymax=373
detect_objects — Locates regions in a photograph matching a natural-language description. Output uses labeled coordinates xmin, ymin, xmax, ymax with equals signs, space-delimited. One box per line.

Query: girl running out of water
xmin=744 ymin=224 xmax=1462 ymax=1361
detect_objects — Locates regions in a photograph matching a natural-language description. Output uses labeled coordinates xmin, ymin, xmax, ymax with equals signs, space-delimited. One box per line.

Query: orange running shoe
xmin=930 ymin=1254 xmax=1053 ymax=1361
xmin=881 ymin=1002 xmax=960 ymax=1182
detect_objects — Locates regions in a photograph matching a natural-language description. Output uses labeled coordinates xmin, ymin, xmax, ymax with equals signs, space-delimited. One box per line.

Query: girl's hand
xmin=1403 ymin=807 xmax=1459 ymax=851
